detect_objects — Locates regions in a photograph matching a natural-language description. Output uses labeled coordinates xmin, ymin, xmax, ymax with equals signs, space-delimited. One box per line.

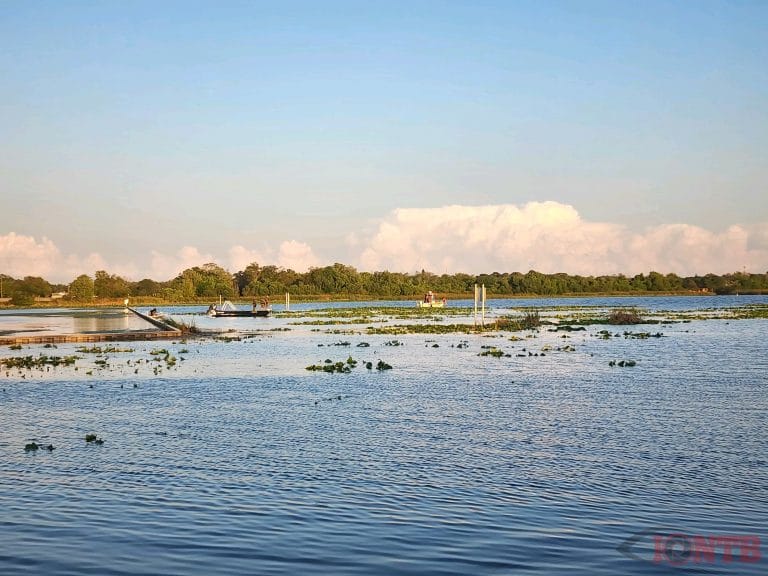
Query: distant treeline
xmin=1 ymin=263 xmax=767 ymax=305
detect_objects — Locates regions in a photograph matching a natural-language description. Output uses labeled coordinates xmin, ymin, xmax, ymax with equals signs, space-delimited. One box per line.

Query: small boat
xmin=207 ymin=300 xmax=270 ymax=318
xmin=417 ymin=300 xmax=445 ymax=308
xmin=417 ymin=291 xmax=447 ymax=308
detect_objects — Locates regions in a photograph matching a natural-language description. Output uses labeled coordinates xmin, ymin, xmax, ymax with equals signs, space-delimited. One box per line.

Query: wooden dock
xmin=0 ymin=307 xmax=181 ymax=346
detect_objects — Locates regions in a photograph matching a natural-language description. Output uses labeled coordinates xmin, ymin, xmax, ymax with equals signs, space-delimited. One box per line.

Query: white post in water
xmin=285 ymin=292 xmax=290 ymax=311
xmin=481 ymin=284 xmax=486 ymax=327
xmin=473 ymin=284 xmax=478 ymax=327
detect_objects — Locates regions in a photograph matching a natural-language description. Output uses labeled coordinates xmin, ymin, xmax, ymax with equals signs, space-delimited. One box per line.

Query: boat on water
xmin=417 ymin=291 xmax=447 ymax=308
xmin=207 ymin=299 xmax=271 ymax=318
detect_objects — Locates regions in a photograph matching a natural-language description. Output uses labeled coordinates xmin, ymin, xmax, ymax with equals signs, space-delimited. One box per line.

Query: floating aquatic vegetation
xmin=306 ymin=361 xmax=352 ymax=373
xmin=609 ymin=360 xmax=637 ymax=367
xmin=314 ymin=395 xmax=344 ymax=405
xmin=549 ymin=325 xmax=586 ymax=332
xmin=608 ymin=309 xmax=643 ymax=325
xmin=478 ymin=348 xmax=509 ymax=358
xmin=22 ymin=441 xmax=53 ymax=452
xmin=291 ymin=318 xmax=375 ymax=325
xmin=376 ymin=360 xmax=393 ymax=371
xmin=76 ymin=346 xmax=134 ymax=354
xmin=85 ymin=434 xmax=98 ymax=442
xmin=623 ymin=331 xmax=663 ymax=339
xmin=521 ymin=310 xmax=541 ymax=329
xmin=0 ymin=355 xmax=79 ymax=369
xmin=356 ymin=342 xmax=370 ymax=347
xmin=306 ymin=355 xmax=374 ymax=373
xmin=324 ymin=329 xmax=360 ymax=335
xmin=9 ymin=344 xmax=22 ymax=350
xmin=384 ymin=340 xmax=402 ymax=346
xmin=368 ymin=324 xmax=475 ymax=335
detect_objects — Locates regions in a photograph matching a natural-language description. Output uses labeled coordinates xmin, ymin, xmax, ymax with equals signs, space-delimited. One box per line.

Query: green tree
xmin=132 ymin=278 xmax=162 ymax=297
xmin=94 ymin=270 xmax=130 ymax=298
xmin=19 ymin=276 xmax=52 ymax=297
xmin=69 ymin=274 xmax=94 ymax=301
xmin=172 ymin=263 xmax=234 ymax=299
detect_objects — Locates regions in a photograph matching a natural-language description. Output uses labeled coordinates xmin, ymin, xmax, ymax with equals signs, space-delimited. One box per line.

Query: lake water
xmin=1 ymin=296 xmax=766 ymax=574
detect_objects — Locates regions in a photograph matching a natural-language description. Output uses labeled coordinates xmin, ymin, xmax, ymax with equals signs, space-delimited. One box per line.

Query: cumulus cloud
xmin=358 ymin=202 xmax=768 ymax=276
xmin=276 ymin=240 xmax=320 ymax=272
xmin=0 ymin=233 xmax=61 ymax=278
xmin=4 ymin=204 xmax=767 ymax=282
xmin=228 ymin=245 xmax=268 ymax=273
xmin=227 ymin=241 xmax=319 ymax=272
xmin=0 ymin=233 xmax=135 ymax=282
xmin=149 ymin=246 xmax=215 ymax=281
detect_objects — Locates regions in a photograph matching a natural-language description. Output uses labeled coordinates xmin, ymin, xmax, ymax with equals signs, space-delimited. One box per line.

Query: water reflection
xmin=0 ymin=308 xmax=151 ymax=336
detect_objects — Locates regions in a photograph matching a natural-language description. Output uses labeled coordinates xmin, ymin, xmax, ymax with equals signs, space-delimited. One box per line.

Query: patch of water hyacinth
xmin=85 ymin=434 xmax=105 ymax=444
xmin=306 ymin=356 xmax=392 ymax=373
xmin=478 ymin=347 xmax=510 ymax=358
xmin=609 ymin=360 xmax=637 ymax=367
xmin=1 ymin=355 xmax=79 ymax=369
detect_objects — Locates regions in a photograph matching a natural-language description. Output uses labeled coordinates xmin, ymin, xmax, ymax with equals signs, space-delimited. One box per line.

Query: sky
xmin=1 ymin=0 xmax=767 ymax=282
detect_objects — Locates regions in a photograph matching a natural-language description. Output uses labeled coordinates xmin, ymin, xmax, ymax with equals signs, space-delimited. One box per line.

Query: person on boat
xmin=261 ymin=296 xmax=269 ymax=309
xmin=149 ymin=308 xmax=158 ymax=317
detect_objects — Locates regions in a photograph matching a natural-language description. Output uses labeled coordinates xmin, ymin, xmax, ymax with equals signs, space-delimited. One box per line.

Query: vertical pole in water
xmin=473 ymin=284 xmax=478 ymax=327
xmin=481 ymin=284 xmax=486 ymax=327
xmin=285 ymin=292 xmax=290 ymax=311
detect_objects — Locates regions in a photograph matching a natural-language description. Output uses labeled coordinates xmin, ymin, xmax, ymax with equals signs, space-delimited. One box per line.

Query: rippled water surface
xmin=1 ymin=297 xmax=766 ymax=574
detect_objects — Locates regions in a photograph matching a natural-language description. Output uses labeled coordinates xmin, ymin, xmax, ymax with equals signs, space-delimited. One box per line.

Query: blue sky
xmin=1 ymin=1 xmax=767 ymax=281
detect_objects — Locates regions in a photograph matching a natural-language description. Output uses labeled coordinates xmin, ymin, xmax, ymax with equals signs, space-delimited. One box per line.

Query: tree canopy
xmin=1 ymin=264 xmax=767 ymax=305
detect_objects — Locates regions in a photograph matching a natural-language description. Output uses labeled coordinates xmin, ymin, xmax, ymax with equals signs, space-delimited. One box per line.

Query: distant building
xmin=34 ymin=292 xmax=67 ymax=302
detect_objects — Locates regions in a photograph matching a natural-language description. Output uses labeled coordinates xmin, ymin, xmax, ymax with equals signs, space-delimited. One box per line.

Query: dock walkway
xmin=0 ymin=307 xmax=181 ymax=346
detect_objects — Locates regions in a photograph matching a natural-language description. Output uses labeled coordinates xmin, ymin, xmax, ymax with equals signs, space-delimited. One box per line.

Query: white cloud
xmin=276 ymin=240 xmax=320 ymax=272
xmin=0 ymin=233 xmax=135 ymax=283
xmin=228 ymin=245 xmax=268 ymax=272
xmin=0 ymin=233 xmax=61 ymax=278
xmin=227 ymin=241 xmax=319 ymax=272
xmin=358 ymin=202 xmax=768 ymax=276
xmin=3 ymin=204 xmax=767 ymax=283
xmin=149 ymin=246 xmax=215 ymax=281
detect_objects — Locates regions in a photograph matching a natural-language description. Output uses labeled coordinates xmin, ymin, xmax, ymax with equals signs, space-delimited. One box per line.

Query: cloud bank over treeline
xmin=2 ymin=202 xmax=767 ymax=283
